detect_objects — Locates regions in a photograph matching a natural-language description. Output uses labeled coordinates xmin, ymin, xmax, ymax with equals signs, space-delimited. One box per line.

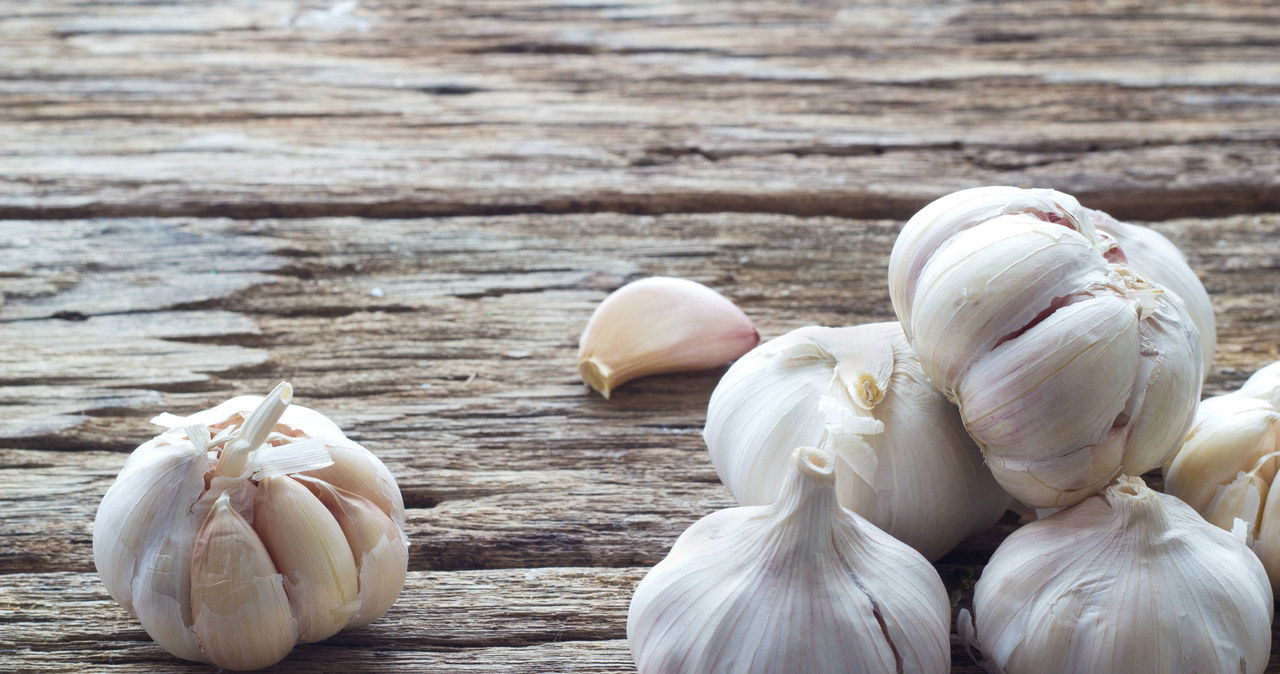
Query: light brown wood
xmin=3 ymin=0 xmax=1280 ymax=671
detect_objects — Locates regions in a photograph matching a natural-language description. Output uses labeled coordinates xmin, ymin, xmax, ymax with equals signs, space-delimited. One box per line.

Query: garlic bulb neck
xmin=767 ymin=446 xmax=842 ymax=555
xmin=1105 ymin=476 xmax=1174 ymax=547
xmin=215 ymin=382 xmax=293 ymax=479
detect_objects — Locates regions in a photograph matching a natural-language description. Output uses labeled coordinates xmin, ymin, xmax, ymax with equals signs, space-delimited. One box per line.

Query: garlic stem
xmin=771 ymin=447 xmax=840 ymax=549
xmin=1106 ymin=476 xmax=1174 ymax=548
xmin=577 ymin=357 xmax=615 ymax=399
xmin=216 ymin=382 xmax=293 ymax=479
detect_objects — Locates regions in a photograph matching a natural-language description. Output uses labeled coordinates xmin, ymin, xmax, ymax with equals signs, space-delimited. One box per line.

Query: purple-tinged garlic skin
xmin=888 ymin=186 xmax=1203 ymax=508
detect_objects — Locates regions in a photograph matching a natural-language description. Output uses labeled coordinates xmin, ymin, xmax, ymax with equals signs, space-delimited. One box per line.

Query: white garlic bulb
xmin=704 ymin=322 xmax=1010 ymax=561
xmin=93 ymin=383 xmax=408 ymax=671
xmin=628 ymin=446 xmax=951 ymax=674
xmin=1165 ymin=361 xmax=1280 ymax=591
xmin=959 ymin=476 xmax=1272 ymax=674
xmin=578 ymin=276 xmax=759 ymax=398
xmin=888 ymin=186 xmax=1204 ymax=508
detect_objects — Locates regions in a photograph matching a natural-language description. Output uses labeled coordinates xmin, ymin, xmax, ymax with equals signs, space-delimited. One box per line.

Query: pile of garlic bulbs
xmin=604 ymin=185 xmax=1274 ymax=673
xmin=93 ymin=383 xmax=407 ymax=671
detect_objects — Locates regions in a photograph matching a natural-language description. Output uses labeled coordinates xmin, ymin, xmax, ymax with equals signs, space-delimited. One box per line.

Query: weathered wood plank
xmin=0 ymin=210 xmax=1276 ymax=670
xmin=2 ymin=212 xmax=1276 ymax=574
xmin=0 ymin=568 xmax=998 ymax=673
xmin=2 ymin=1 xmax=1279 ymax=220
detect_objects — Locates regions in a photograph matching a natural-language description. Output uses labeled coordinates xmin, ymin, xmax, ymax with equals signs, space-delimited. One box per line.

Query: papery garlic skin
xmin=1085 ymin=208 xmax=1216 ymax=375
xmin=1165 ymin=361 xmax=1280 ymax=591
xmin=628 ymin=446 xmax=950 ymax=674
xmin=577 ymin=276 xmax=759 ymax=398
xmin=704 ymin=322 xmax=1010 ymax=561
xmin=93 ymin=383 xmax=408 ymax=670
xmin=960 ymin=476 xmax=1272 ymax=674
xmin=887 ymin=186 xmax=1204 ymax=508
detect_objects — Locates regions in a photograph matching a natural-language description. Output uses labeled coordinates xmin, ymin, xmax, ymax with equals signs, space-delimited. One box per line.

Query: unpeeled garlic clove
xmin=887 ymin=186 xmax=1204 ymax=508
xmin=959 ymin=476 xmax=1272 ymax=674
xmin=253 ymin=474 xmax=361 ymax=644
xmin=628 ymin=446 xmax=951 ymax=673
xmin=297 ymin=476 xmax=409 ymax=628
xmin=1165 ymin=360 xmax=1280 ymax=591
xmin=704 ymin=322 xmax=1011 ymax=561
xmin=577 ymin=276 xmax=759 ymax=398
xmin=302 ymin=440 xmax=406 ymax=531
xmin=191 ymin=490 xmax=298 ymax=671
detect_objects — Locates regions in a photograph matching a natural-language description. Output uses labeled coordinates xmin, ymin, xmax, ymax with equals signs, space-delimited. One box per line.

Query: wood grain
xmin=3 ymin=0 xmax=1280 ymax=671
xmin=2 ymin=1 xmax=1279 ymax=221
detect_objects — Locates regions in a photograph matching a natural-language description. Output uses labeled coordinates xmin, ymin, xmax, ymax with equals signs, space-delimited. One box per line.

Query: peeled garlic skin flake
xmin=887 ymin=186 xmax=1204 ymax=508
xmin=704 ymin=322 xmax=1010 ymax=561
xmin=961 ymin=476 xmax=1271 ymax=674
xmin=93 ymin=383 xmax=408 ymax=670
xmin=628 ymin=446 xmax=950 ymax=674
xmin=577 ymin=276 xmax=759 ymax=398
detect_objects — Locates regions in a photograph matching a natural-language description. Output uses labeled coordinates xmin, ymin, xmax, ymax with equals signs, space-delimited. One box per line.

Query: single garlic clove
xmin=962 ymin=476 xmax=1272 ymax=674
xmin=959 ymin=295 xmax=1139 ymax=504
xmin=191 ymin=490 xmax=298 ymax=671
xmin=888 ymin=186 xmax=1204 ymax=508
xmin=704 ymin=322 xmax=1010 ymax=561
xmin=577 ymin=276 xmax=759 ymax=398
xmin=301 ymin=441 xmax=406 ymax=531
xmin=296 ymin=476 xmax=408 ymax=629
xmin=628 ymin=446 xmax=951 ymax=673
xmin=253 ymin=474 xmax=361 ymax=643
xmin=92 ymin=437 xmax=210 ymax=663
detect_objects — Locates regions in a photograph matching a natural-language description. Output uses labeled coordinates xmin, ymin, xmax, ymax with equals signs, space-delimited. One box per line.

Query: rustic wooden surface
xmin=2 ymin=0 xmax=1279 ymax=671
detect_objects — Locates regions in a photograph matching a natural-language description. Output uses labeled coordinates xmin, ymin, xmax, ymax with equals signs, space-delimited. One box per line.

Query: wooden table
xmin=3 ymin=0 xmax=1279 ymax=671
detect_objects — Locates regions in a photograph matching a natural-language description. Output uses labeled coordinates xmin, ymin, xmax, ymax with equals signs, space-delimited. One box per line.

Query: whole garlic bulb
xmin=1165 ymin=361 xmax=1280 ymax=591
xmin=93 ymin=383 xmax=408 ymax=671
xmin=577 ymin=276 xmax=759 ymax=398
xmin=628 ymin=446 xmax=951 ymax=674
xmin=704 ymin=322 xmax=1010 ymax=561
xmin=888 ymin=186 xmax=1204 ymax=508
xmin=959 ymin=476 xmax=1272 ymax=674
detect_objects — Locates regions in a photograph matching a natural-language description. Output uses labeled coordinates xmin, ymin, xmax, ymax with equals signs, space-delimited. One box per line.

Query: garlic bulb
xmin=93 ymin=383 xmax=408 ymax=670
xmin=958 ymin=476 xmax=1272 ymax=674
xmin=628 ymin=446 xmax=951 ymax=674
xmin=578 ymin=276 xmax=759 ymax=398
xmin=1165 ymin=361 xmax=1280 ymax=591
xmin=887 ymin=186 xmax=1204 ymax=508
xmin=704 ymin=322 xmax=1010 ymax=561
